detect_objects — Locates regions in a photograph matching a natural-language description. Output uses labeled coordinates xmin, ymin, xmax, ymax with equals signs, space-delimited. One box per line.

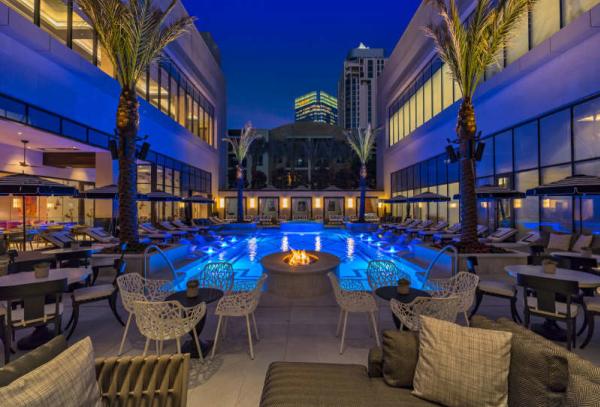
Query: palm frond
xmin=77 ymin=0 xmax=195 ymax=91
xmin=423 ymin=0 xmax=535 ymax=100
xmin=346 ymin=124 xmax=377 ymax=165
xmin=223 ymin=122 xmax=261 ymax=164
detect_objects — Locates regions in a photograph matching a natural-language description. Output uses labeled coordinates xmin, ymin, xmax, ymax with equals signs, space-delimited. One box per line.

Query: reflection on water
xmin=315 ymin=235 xmax=321 ymax=251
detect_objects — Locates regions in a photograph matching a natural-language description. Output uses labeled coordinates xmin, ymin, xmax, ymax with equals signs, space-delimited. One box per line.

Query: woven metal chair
xmin=390 ymin=296 xmax=461 ymax=331
xmin=95 ymin=353 xmax=190 ymax=406
xmin=133 ymin=300 xmax=206 ymax=361
xmin=200 ymin=262 xmax=235 ymax=293
xmin=424 ymin=271 xmax=479 ymax=326
xmin=328 ymin=272 xmax=379 ymax=354
xmin=211 ymin=274 xmax=267 ymax=360
xmin=366 ymin=260 xmax=410 ymax=291
xmin=116 ymin=273 xmax=174 ymax=355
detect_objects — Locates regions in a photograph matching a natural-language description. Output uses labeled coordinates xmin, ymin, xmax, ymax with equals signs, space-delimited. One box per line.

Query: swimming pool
xmin=179 ymin=228 xmax=424 ymax=291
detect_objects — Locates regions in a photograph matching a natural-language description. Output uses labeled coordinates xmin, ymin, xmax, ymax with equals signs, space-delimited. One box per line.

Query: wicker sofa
xmin=260 ymin=316 xmax=600 ymax=407
xmin=0 ymin=335 xmax=190 ymax=406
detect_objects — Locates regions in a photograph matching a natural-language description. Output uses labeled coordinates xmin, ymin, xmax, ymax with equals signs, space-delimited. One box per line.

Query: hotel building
xmin=379 ymin=1 xmax=600 ymax=235
xmin=294 ymin=91 xmax=338 ymax=126
xmin=338 ymin=43 xmax=386 ymax=130
xmin=0 ymin=0 xmax=225 ymax=226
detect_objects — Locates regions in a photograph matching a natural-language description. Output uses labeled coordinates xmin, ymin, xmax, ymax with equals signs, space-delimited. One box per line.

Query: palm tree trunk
xmin=359 ymin=164 xmax=367 ymax=223
xmin=457 ymin=99 xmax=478 ymax=245
xmin=236 ymin=165 xmax=244 ymax=223
xmin=117 ymin=88 xmax=139 ymax=244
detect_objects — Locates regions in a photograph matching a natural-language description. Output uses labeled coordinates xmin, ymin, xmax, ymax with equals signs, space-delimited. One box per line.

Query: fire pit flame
xmin=285 ymin=249 xmax=317 ymax=266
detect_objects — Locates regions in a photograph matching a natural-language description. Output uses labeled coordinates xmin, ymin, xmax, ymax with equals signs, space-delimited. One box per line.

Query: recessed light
xmin=17 ymin=132 xmax=22 ymax=135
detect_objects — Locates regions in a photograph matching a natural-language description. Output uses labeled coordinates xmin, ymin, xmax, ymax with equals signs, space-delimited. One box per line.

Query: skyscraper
xmin=294 ymin=91 xmax=338 ymax=125
xmin=338 ymin=43 xmax=386 ymax=129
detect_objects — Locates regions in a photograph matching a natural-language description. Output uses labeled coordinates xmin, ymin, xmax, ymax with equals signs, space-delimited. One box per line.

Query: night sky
xmin=182 ymin=0 xmax=421 ymax=129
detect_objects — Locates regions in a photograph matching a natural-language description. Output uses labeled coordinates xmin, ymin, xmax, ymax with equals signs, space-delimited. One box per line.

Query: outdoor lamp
xmin=347 ymin=198 xmax=353 ymax=209
xmin=219 ymin=198 xmax=225 ymax=208
xmin=249 ymin=197 xmax=256 ymax=209
xmin=282 ymin=198 xmax=289 ymax=209
xmin=513 ymin=199 xmax=522 ymax=209
xmin=314 ymin=197 xmax=321 ymax=209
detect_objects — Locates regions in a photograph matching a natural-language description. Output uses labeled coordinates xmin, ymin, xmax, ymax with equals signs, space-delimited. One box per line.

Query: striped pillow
xmin=0 ymin=337 xmax=102 ymax=407
xmin=412 ymin=316 xmax=513 ymax=407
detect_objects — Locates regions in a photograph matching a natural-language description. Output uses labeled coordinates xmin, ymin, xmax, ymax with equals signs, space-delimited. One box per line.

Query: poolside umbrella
xmin=140 ymin=191 xmax=182 ymax=202
xmin=380 ymin=195 xmax=407 ymax=204
xmin=183 ymin=195 xmax=215 ymax=204
xmin=453 ymin=185 xmax=525 ymax=200
xmin=0 ymin=173 xmax=78 ymax=251
xmin=407 ymin=192 xmax=451 ymax=203
xmin=526 ymin=174 xmax=600 ymax=196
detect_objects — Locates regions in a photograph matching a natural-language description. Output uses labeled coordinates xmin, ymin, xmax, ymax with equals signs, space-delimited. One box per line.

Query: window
xmin=477 ymin=136 xmax=494 ymax=177
xmin=416 ymin=85 xmax=424 ymax=127
xmin=540 ymin=109 xmax=571 ymax=167
xmin=506 ymin=12 xmax=529 ymax=64
xmin=432 ymin=69 xmax=442 ymax=116
xmin=148 ymin=63 xmax=160 ymax=109
xmin=573 ymin=97 xmax=600 ymax=161
xmin=514 ymin=122 xmax=538 ymax=170
xmin=540 ymin=165 xmax=572 ymax=233
xmin=409 ymin=94 xmax=416 ymax=132
xmin=515 ymin=170 xmax=539 ymax=233
xmin=424 ymin=77 xmax=432 ymax=123
xmin=71 ymin=11 xmax=94 ymax=63
xmin=531 ymin=0 xmax=560 ymax=47
xmin=494 ymin=131 xmax=513 ymax=174
xmin=442 ymin=64 xmax=454 ymax=109
xmin=575 ymin=160 xmax=600 ymax=234
xmin=40 ymin=0 xmax=68 ymax=43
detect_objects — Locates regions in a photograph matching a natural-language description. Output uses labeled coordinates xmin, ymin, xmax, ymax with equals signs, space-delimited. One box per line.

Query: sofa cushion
xmin=470 ymin=316 xmax=568 ymax=407
xmin=412 ymin=316 xmax=512 ymax=407
xmin=0 ymin=335 xmax=67 ymax=386
xmin=492 ymin=318 xmax=600 ymax=407
xmin=547 ymin=233 xmax=572 ymax=251
xmin=381 ymin=330 xmax=419 ymax=388
xmin=260 ymin=362 xmax=437 ymax=407
xmin=0 ymin=337 xmax=102 ymax=407
xmin=572 ymin=234 xmax=593 ymax=253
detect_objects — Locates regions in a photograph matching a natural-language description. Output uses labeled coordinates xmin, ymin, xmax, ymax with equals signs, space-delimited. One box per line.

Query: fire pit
xmin=261 ymin=250 xmax=340 ymax=298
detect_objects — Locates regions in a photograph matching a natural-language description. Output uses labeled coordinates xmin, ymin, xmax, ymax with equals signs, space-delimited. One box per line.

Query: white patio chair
xmin=390 ymin=295 xmax=461 ymax=331
xmin=366 ymin=260 xmax=410 ymax=291
xmin=199 ymin=261 xmax=235 ymax=293
xmin=423 ymin=271 xmax=479 ymax=325
xmin=116 ymin=273 xmax=174 ymax=355
xmin=328 ymin=273 xmax=380 ymax=354
xmin=211 ymin=274 xmax=268 ymax=360
xmin=133 ymin=300 xmax=206 ymax=361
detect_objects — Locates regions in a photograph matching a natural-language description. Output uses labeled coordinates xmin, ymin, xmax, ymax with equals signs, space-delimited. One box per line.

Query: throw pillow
xmin=572 ymin=235 xmax=593 ymax=253
xmin=0 ymin=335 xmax=67 ymax=386
xmin=412 ymin=316 xmax=513 ymax=407
xmin=0 ymin=337 xmax=102 ymax=407
xmin=547 ymin=233 xmax=572 ymax=251
xmin=470 ymin=316 xmax=568 ymax=407
xmin=381 ymin=330 xmax=419 ymax=388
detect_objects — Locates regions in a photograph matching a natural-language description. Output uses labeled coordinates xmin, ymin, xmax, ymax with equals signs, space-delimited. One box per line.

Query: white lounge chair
xmin=83 ymin=227 xmax=119 ymax=243
xmin=259 ymin=215 xmax=273 ymax=225
xmin=140 ymin=223 xmax=178 ymax=240
xmin=172 ymin=219 xmax=202 ymax=232
xmin=394 ymin=219 xmax=421 ymax=231
xmin=328 ymin=214 xmax=344 ymax=225
xmin=40 ymin=231 xmax=78 ymax=248
xmin=406 ymin=219 xmax=434 ymax=234
xmin=420 ymin=222 xmax=458 ymax=239
xmin=480 ymin=227 xmax=518 ymax=243
xmin=416 ymin=221 xmax=449 ymax=238
xmin=364 ymin=213 xmax=380 ymax=223
xmin=292 ymin=214 xmax=308 ymax=220
xmin=159 ymin=221 xmax=190 ymax=234
xmin=448 ymin=225 xmax=489 ymax=242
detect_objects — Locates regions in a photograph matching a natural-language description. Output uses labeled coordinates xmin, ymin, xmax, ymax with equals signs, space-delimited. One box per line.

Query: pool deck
xmin=10 ymin=269 xmax=599 ymax=407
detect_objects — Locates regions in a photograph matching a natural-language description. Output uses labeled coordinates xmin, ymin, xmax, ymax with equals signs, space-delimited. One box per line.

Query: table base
xmin=532 ymin=320 xmax=567 ymax=342
xmin=17 ymin=326 xmax=55 ymax=350
xmin=181 ymin=339 xmax=214 ymax=359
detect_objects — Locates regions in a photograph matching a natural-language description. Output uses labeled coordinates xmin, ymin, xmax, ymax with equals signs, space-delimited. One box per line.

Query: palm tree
xmin=77 ymin=0 xmax=194 ymax=245
xmin=223 ymin=123 xmax=261 ymax=222
xmin=346 ymin=124 xmax=377 ymax=223
xmin=424 ymin=0 xmax=535 ymax=246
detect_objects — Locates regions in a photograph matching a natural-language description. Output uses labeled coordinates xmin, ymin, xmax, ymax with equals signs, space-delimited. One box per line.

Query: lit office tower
xmin=338 ymin=43 xmax=386 ymax=129
xmin=294 ymin=91 xmax=338 ymax=125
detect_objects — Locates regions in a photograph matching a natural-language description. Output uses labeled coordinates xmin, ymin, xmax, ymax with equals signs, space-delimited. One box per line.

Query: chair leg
xmin=510 ymin=297 xmax=522 ymax=323
xmin=580 ymin=313 xmax=595 ymax=349
xmin=118 ymin=313 xmax=133 ymax=356
xmin=252 ymin=312 xmax=260 ymax=341
xmin=91 ymin=267 xmax=100 ymax=285
xmin=469 ymin=290 xmax=484 ymax=319
xmin=245 ymin=315 xmax=254 ymax=360
xmin=108 ymin=292 xmax=125 ymax=326
xmin=64 ymin=309 xmax=75 ymax=330
xmin=211 ymin=315 xmax=223 ymax=359
xmin=463 ymin=311 xmax=470 ymax=327
xmin=577 ymin=308 xmax=589 ymax=337
xmin=339 ymin=311 xmax=348 ymax=355
xmin=159 ymin=340 xmax=164 ymax=355
xmin=2 ymin=318 xmax=9 ymax=365
xmin=336 ymin=309 xmax=343 ymax=337
xmin=143 ymin=338 xmax=150 ymax=356
xmin=192 ymin=327 xmax=204 ymax=362
xmin=155 ymin=340 xmax=159 ymax=355
xmin=176 ymin=337 xmax=181 ymax=354
xmin=222 ymin=317 xmax=228 ymax=338
xmin=566 ymin=319 xmax=573 ymax=351
xmin=66 ymin=303 xmax=80 ymax=340
xmin=370 ymin=312 xmax=380 ymax=348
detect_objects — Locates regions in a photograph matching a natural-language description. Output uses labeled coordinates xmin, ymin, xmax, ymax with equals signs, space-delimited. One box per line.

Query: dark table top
xmin=375 ymin=286 xmax=431 ymax=303
xmin=166 ymin=287 xmax=224 ymax=307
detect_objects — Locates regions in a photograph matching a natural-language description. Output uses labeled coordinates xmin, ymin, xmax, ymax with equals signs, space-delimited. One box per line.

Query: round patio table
xmin=375 ymin=286 xmax=431 ymax=329
xmin=166 ymin=288 xmax=223 ymax=358
xmin=505 ymin=264 xmax=600 ymax=342
xmin=0 ymin=267 xmax=92 ymax=350
xmin=550 ymin=251 xmax=600 ymax=262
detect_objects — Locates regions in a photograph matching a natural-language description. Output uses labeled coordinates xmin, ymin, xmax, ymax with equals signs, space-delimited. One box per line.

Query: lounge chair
xmin=172 ymin=219 xmax=202 ymax=232
xmin=416 ymin=221 xmax=449 ymax=238
xmin=159 ymin=221 xmax=192 ymax=235
xmin=293 ymin=214 xmax=308 ymax=220
xmin=259 ymin=215 xmax=273 ymax=225
xmin=420 ymin=222 xmax=458 ymax=239
xmin=82 ymin=227 xmax=119 ymax=243
xmin=489 ymin=231 xmax=542 ymax=251
xmin=364 ymin=213 xmax=380 ymax=223
xmin=40 ymin=231 xmax=78 ymax=248
xmin=394 ymin=219 xmax=421 ymax=232
xmin=140 ymin=223 xmax=180 ymax=239
xmin=480 ymin=227 xmax=518 ymax=243
xmin=443 ymin=225 xmax=488 ymax=243
xmin=327 ymin=214 xmax=344 ymax=225
xmin=406 ymin=219 xmax=434 ymax=234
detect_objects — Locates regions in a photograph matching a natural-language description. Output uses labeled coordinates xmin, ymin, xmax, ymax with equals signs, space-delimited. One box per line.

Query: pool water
xmin=179 ymin=228 xmax=423 ymax=291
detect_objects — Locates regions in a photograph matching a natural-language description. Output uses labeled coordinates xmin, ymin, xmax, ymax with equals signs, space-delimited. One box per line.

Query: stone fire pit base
xmin=260 ymin=251 xmax=341 ymax=298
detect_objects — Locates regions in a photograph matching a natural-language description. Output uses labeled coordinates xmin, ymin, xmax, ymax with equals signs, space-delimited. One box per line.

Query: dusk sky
xmin=182 ymin=0 xmax=421 ymax=129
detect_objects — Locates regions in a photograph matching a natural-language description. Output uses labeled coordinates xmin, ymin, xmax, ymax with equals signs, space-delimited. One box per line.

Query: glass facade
xmin=0 ymin=0 xmax=217 ymax=147
xmin=387 ymin=1 xmax=599 ymax=147
xmin=390 ymin=94 xmax=600 ymax=235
